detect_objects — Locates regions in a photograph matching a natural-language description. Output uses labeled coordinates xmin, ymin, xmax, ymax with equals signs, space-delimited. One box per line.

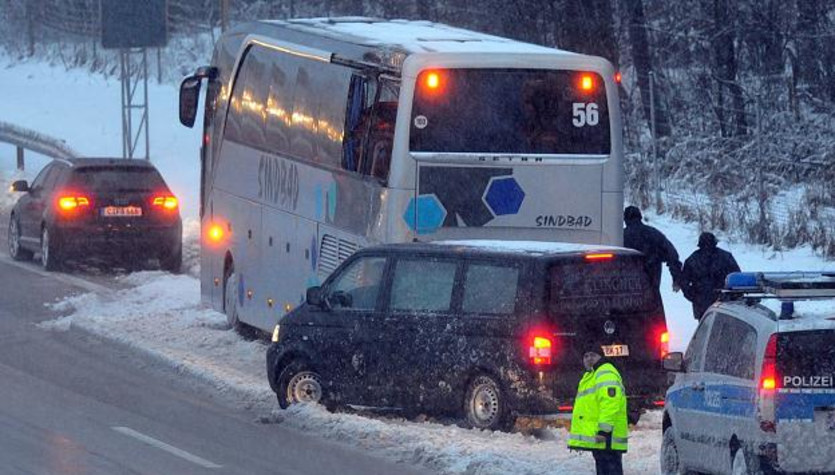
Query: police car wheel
xmin=464 ymin=375 xmax=510 ymax=431
xmin=660 ymin=426 xmax=690 ymax=475
xmin=731 ymin=447 xmax=758 ymax=475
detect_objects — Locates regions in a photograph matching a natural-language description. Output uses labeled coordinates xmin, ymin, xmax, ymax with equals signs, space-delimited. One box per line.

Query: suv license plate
xmin=102 ymin=206 xmax=142 ymax=217
xmin=602 ymin=344 xmax=629 ymax=357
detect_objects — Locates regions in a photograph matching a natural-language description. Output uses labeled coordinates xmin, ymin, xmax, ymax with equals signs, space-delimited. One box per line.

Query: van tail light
xmin=660 ymin=330 xmax=670 ymax=359
xmin=57 ymin=196 xmax=90 ymax=212
xmin=758 ymin=334 xmax=778 ymax=432
xmin=528 ymin=332 xmax=553 ymax=366
xmin=152 ymin=195 xmax=179 ymax=211
xmin=584 ymin=252 xmax=614 ymax=261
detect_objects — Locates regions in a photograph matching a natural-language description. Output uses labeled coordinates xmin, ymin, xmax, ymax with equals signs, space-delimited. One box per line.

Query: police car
xmin=660 ymin=272 xmax=835 ymax=474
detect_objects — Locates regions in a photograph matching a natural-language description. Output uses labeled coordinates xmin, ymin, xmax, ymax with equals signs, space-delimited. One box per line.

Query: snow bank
xmin=41 ymin=271 xmax=662 ymax=474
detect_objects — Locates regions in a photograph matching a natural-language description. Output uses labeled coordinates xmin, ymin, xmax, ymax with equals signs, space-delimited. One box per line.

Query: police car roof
xmin=761 ymin=299 xmax=835 ymax=333
xmin=364 ymin=240 xmax=637 ymax=259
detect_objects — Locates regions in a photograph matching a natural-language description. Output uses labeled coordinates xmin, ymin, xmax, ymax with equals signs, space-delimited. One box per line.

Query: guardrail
xmin=0 ymin=121 xmax=77 ymax=169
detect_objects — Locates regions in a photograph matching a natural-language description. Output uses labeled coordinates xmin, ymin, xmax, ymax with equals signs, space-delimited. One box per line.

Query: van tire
xmin=223 ymin=269 xmax=257 ymax=340
xmin=276 ymin=360 xmax=324 ymax=409
xmin=463 ymin=374 xmax=513 ymax=431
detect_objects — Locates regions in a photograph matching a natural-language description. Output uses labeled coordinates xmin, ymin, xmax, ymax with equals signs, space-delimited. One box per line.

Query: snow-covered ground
xmin=5 ymin=54 xmax=835 ymax=474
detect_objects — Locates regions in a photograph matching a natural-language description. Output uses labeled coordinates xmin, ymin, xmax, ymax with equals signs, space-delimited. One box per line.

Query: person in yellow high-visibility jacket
xmin=567 ymin=349 xmax=628 ymax=475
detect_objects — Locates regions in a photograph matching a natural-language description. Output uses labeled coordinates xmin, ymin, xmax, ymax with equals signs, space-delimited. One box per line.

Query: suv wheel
xmin=8 ymin=217 xmax=33 ymax=261
xmin=464 ymin=374 xmax=512 ymax=431
xmin=661 ymin=425 xmax=690 ymax=474
xmin=159 ymin=245 xmax=182 ymax=274
xmin=40 ymin=227 xmax=62 ymax=271
xmin=277 ymin=360 xmax=324 ymax=409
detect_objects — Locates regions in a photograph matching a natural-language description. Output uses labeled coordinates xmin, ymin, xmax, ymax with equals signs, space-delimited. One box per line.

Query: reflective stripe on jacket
xmin=567 ymin=362 xmax=628 ymax=452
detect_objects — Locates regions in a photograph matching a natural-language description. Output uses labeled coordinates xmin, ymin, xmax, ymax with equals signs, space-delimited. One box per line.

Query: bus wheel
xmin=223 ymin=269 xmax=257 ymax=340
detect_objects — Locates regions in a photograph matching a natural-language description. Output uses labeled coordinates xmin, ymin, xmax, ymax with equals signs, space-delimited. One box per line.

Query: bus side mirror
xmin=179 ymin=76 xmax=202 ymax=128
xmin=10 ymin=180 xmax=29 ymax=192
xmin=663 ymin=352 xmax=685 ymax=372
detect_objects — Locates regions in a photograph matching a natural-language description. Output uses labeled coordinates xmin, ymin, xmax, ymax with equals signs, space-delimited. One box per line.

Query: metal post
xmin=649 ymin=71 xmax=661 ymax=212
xmin=220 ymin=0 xmax=229 ymax=32
xmin=119 ymin=48 xmax=150 ymax=160
xmin=16 ymin=146 xmax=24 ymax=171
xmin=120 ymin=50 xmax=129 ymax=159
xmin=143 ymin=49 xmax=150 ymax=160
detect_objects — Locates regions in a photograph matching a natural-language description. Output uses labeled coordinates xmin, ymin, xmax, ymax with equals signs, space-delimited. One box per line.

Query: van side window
xmin=684 ymin=312 xmax=713 ymax=372
xmin=462 ymin=263 xmax=519 ymax=315
xmin=390 ymin=259 xmax=457 ymax=313
xmin=327 ymin=256 xmax=386 ymax=311
xmin=704 ymin=313 xmax=757 ymax=380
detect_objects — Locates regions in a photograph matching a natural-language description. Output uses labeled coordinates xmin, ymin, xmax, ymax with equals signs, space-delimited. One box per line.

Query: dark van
xmin=266 ymin=240 xmax=669 ymax=430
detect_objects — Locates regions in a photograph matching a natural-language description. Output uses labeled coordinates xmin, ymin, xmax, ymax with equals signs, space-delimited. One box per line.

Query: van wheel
xmin=41 ymin=227 xmax=62 ymax=271
xmin=8 ymin=217 xmax=33 ymax=261
xmin=277 ymin=360 xmax=324 ymax=409
xmin=223 ymin=270 xmax=257 ymax=340
xmin=660 ymin=426 xmax=692 ymax=474
xmin=464 ymin=375 xmax=512 ymax=431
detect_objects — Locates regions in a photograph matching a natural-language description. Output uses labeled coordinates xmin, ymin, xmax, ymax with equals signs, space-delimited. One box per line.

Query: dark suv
xmin=8 ymin=158 xmax=182 ymax=272
xmin=266 ymin=241 xmax=669 ymax=430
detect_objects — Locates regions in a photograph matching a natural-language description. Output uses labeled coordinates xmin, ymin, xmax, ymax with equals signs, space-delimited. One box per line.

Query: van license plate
xmin=102 ymin=206 xmax=142 ymax=217
xmin=602 ymin=345 xmax=629 ymax=357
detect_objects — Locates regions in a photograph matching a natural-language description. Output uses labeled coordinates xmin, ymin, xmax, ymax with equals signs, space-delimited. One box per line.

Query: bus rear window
xmin=71 ymin=167 xmax=166 ymax=192
xmin=777 ymin=331 xmax=835 ymax=389
xmin=549 ymin=257 xmax=658 ymax=317
xmin=410 ymin=69 xmax=610 ymax=155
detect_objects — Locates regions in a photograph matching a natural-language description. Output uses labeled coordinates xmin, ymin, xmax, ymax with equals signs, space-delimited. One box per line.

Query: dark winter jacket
xmin=681 ymin=246 xmax=741 ymax=319
xmin=623 ymin=219 xmax=683 ymax=289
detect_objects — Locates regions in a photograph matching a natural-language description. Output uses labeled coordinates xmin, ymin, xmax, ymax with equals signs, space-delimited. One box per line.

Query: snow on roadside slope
xmin=40 ymin=271 xmax=661 ymax=474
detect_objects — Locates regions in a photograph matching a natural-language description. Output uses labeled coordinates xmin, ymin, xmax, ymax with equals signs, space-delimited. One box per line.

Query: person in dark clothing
xmin=681 ymin=232 xmax=741 ymax=320
xmin=623 ymin=206 xmax=683 ymax=290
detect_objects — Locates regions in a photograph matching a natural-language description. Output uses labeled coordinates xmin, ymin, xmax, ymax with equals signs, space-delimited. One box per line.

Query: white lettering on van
xmin=783 ymin=375 xmax=834 ymax=388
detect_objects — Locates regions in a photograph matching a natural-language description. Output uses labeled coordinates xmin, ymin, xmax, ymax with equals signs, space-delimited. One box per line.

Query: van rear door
xmin=547 ymin=253 xmax=667 ymax=400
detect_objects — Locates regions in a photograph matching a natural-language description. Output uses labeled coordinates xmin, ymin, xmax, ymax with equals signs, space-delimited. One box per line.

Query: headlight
xmin=271 ymin=324 xmax=281 ymax=343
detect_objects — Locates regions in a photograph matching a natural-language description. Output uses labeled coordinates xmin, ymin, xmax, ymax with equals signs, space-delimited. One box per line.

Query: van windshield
xmin=777 ymin=331 xmax=835 ymax=390
xmin=548 ymin=257 xmax=659 ymax=317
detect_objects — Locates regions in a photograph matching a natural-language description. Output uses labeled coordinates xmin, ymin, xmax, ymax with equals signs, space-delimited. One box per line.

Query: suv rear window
xmin=778 ymin=330 xmax=835 ymax=390
xmin=548 ymin=256 xmax=659 ymax=317
xmin=70 ymin=167 xmax=166 ymax=192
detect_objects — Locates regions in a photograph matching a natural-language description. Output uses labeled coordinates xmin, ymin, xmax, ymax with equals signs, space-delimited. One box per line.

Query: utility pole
xmin=649 ymin=71 xmax=661 ymax=212
xmin=756 ymin=95 xmax=767 ymax=243
xmin=220 ymin=0 xmax=229 ymax=32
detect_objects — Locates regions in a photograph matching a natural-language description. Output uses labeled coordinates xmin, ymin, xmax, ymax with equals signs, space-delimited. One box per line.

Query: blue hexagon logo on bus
xmin=404 ymin=194 xmax=447 ymax=235
xmin=483 ymin=176 xmax=525 ymax=216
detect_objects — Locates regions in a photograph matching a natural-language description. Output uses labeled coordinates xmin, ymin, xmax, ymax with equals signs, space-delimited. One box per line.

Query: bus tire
xmin=223 ymin=268 xmax=257 ymax=340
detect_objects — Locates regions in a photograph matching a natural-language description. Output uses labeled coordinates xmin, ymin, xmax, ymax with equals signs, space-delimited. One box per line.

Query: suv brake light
xmin=758 ymin=334 xmax=778 ymax=432
xmin=152 ymin=195 xmax=178 ymax=210
xmin=58 ymin=196 xmax=90 ymax=211
xmin=528 ymin=333 xmax=553 ymax=366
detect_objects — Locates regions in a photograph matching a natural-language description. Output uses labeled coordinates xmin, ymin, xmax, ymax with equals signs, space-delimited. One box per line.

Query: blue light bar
xmin=725 ymin=272 xmax=759 ymax=290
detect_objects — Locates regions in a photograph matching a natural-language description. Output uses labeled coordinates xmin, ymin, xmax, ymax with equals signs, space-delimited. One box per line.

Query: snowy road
xmin=0 ymin=257 xmax=425 ymax=475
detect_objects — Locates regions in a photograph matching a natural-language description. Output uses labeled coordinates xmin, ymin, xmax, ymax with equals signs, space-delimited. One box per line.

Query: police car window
xmin=390 ymin=258 xmax=457 ymax=314
xmin=462 ymin=263 xmax=519 ymax=315
xmin=327 ymin=256 xmax=386 ymax=311
xmin=684 ymin=312 xmax=713 ymax=372
xmin=704 ymin=313 xmax=757 ymax=380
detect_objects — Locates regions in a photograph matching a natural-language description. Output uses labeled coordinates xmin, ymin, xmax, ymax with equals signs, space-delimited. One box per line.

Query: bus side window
xmin=368 ymin=102 xmax=396 ymax=181
xmin=342 ymin=75 xmax=368 ymax=173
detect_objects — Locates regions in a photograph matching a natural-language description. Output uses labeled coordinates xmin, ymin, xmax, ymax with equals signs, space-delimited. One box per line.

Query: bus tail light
xmin=528 ymin=332 xmax=553 ymax=366
xmin=580 ymin=74 xmax=594 ymax=92
xmin=152 ymin=195 xmax=179 ymax=211
xmin=758 ymin=334 xmax=778 ymax=432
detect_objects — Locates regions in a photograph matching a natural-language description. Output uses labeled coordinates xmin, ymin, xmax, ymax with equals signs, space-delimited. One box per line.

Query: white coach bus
xmin=179 ymin=18 xmax=624 ymax=334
